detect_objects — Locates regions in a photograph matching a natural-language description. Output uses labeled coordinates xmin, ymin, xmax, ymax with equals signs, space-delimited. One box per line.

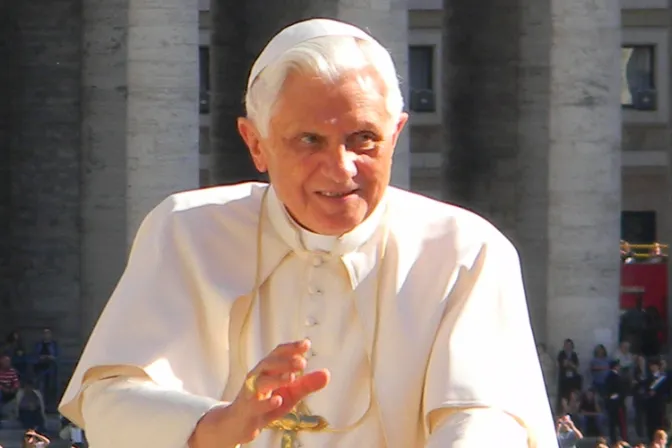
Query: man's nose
xmin=321 ymin=145 xmax=358 ymax=181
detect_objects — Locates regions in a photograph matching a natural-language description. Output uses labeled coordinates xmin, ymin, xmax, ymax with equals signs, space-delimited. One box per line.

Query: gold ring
xmin=245 ymin=372 xmax=260 ymax=395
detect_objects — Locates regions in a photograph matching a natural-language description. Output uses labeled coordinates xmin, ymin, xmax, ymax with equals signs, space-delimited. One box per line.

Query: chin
xmin=314 ymin=214 xmax=366 ymax=235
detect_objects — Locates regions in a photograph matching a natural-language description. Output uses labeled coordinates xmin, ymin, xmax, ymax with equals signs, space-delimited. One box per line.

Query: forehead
xmin=271 ymin=68 xmax=390 ymax=133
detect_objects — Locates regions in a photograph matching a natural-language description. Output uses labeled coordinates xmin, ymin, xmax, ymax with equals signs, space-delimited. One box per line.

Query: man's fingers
xmin=257 ymin=354 xmax=306 ymax=375
xmin=253 ymin=394 xmax=284 ymax=414
xmin=254 ymin=372 xmax=296 ymax=396
xmin=275 ymin=369 xmax=331 ymax=406
xmin=269 ymin=340 xmax=311 ymax=357
xmin=254 ymin=370 xmax=331 ymax=424
xmin=249 ymin=341 xmax=310 ymax=377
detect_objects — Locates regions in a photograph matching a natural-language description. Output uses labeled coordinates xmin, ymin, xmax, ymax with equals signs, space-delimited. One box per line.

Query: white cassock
xmin=59 ymin=183 xmax=558 ymax=447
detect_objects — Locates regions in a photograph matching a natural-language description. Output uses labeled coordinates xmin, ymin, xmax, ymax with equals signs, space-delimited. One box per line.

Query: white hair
xmin=245 ymin=35 xmax=404 ymax=138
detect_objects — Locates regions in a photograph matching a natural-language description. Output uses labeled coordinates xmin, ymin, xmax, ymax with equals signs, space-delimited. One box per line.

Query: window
xmin=622 ymin=28 xmax=669 ymax=124
xmin=409 ymin=45 xmax=436 ymax=113
xmin=621 ymin=45 xmax=655 ymax=109
xmin=408 ymin=29 xmax=442 ymax=124
xmin=621 ymin=211 xmax=657 ymax=244
xmin=409 ymin=46 xmax=434 ymax=91
xmin=199 ymin=46 xmax=210 ymax=114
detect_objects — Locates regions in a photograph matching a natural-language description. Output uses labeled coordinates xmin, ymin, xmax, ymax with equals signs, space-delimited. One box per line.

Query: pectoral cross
xmin=267 ymin=403 xmax=329 ymax=448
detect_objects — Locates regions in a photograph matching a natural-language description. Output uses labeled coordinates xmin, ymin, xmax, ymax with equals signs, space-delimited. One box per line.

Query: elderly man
xmin=59 ymin=18 xmax=556 ymax=447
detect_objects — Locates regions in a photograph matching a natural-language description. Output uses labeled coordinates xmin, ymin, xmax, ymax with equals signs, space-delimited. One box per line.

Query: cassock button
xmin=305 ymin=316 xmax=318 ymax=327
xmin=308 ymin=285 xmax=322 ymax=295
xmin=312 ymin=256 xmax=323 ymax=267
xmin=308 ymin=349 xmax=317 ymax=358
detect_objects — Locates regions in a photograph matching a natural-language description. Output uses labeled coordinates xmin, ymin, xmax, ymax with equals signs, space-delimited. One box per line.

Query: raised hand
xmin=188 ymin=339 xmax=330 ymax=448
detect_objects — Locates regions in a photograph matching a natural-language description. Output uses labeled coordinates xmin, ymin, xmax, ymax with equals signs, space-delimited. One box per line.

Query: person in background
xmin=561 ymin=389 xmax=582 ymax=420
xmin=3 ymin=330 xmax=28 ymax=380
xmin=631 ymin=354 xmax=649 ymax=440
xmin=620 ymin=241 xmax=636 ymax=264
xmin=59 ymin=416 xmax=85 ymax=448
xmin=646 ymin=358 xmax=668 ymax=441
xmin=577 ymin=388 xmax=603 ymax=437
xmin=32 ymin=328 xmax=58 ymax=412
xmin=650 ymin=429 xmax=668 ymax=448
xmin=558 ymin=339 xmax=582 ymax=408
xmin=591 ymin=344 xmax=611 ymax=397
xmin=0 ymin=354 xmax=20 ymax=425
xmin=15 ymin=379 xmax=47 ymax=434
xmin=605 ymin=359 xmax=628 ymax=444
xmin=642 ymin=307 xmax=663 ymax=358
xmin=647 ymin=243 xmax=666 ymax=264
xmin=557 ymin=414 xmax=584 ymax=448
xmin=614 ymin=341 xmax=635 ymax=380
xmin=21 ymin=429 xmax=49 ymax=448
xmin=620 ymin=297 xmax=647 ymax=354
xmin=595 ymin=438 xmax=609 ymax=448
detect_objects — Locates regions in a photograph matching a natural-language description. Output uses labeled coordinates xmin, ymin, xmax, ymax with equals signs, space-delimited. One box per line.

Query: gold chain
xmin=238 ymin=187 xmax=389 ymax=442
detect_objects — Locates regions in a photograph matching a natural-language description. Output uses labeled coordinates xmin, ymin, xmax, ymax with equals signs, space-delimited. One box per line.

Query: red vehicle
xmin=619 ymin=243 xmax=668 ymax=344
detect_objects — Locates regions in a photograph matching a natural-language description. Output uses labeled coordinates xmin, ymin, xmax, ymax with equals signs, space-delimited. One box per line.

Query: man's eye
xmin=300 ymin=134 xmax=321 ymax=145
xmin=349 ymin=132 xmax=378 ymax=150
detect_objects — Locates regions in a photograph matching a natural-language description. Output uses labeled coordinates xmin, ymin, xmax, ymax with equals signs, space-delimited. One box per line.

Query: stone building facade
xmin=0 ymin=0 xmax=666 ymax=375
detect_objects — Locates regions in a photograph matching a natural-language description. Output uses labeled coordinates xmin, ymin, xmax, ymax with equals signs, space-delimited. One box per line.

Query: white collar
xmin=266 ymin=185 xmax=387 ymax=256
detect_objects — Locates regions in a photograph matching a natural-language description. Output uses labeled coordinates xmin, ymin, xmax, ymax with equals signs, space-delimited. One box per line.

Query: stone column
xmin=0 ymin=1 xmax=13 ymax=330
xmin=126 ymin=0 xmax=200 ymax=237
xmin=81 ymin=0 xmax=131 ymax=336
xmin=443 ymin=0 xmax=622 ymax=358
xmin=80 ymin=0 xmax=200 ymax=336
xmin=209 ymin=0 xmax=410 ymax=187
xmin=516 ymin=0 xmax=552 ymax=347
xmin=442 ymin=0 xmax=521 ymax=237
xmin=6 ymin=0 xmax=82 ymax=350
xmin=209 ymin=0 xmax=258 ymax=185
xmin=544 ymin=0 xmax=622 ymax=358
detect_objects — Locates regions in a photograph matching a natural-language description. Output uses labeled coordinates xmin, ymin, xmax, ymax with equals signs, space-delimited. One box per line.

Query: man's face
xmin=43 ymin=329 xmax=51 ymax=341
xmin=0 ymin=356 xmax=9 ymax=369
xmin=239 ymin=67 xmax=407 ymax=235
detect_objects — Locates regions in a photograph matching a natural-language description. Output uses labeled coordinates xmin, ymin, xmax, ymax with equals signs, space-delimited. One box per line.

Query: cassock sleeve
xmin=59 ymin=198 xmax=232 ymax=431
xmin=82 ymin=377 xmax=223 ymax=448
xmin=423 ymin=241 xmax=558 ymax=448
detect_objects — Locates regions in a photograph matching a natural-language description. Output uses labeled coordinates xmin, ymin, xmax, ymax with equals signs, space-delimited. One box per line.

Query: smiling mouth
xmin=317 ymin=189 xmax=358 ymax=198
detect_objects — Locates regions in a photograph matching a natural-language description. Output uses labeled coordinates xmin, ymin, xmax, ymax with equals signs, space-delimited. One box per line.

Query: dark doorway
xmin=621 ymin=210 xmax=657 ymax=243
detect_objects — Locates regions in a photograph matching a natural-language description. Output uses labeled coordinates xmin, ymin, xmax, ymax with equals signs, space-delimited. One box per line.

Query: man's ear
xmin=238 ymin=117 xmax=268 ymax=173
xmin=390 ymin=112 xmax=409 ymax=150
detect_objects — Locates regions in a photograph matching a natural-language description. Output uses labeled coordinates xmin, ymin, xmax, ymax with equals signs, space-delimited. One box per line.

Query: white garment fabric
xmin=59 ymin=182 xmax=557 ymax=447
xmin=82 ymin=378 xmax=220 ymax=448
xmin=80 ymin=379 xmax=530 ymax=447
xmin=426 ymin=408 xmax=529 ymax=448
